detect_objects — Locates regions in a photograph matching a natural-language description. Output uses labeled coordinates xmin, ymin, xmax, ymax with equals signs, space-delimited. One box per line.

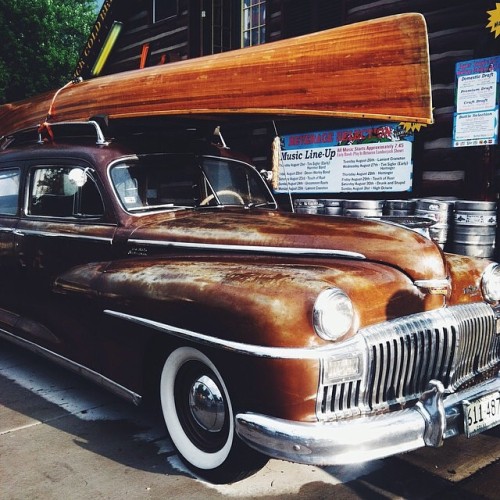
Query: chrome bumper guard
xmin=235 ymin=374 xmax=500 ymax=465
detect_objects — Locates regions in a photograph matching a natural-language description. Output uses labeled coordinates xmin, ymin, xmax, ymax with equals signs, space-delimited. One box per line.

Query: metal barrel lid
xmin=454 ymin=200 xmax=497 ymax=212
xmin=383 ymin=199 xmax=416 ymax=211
xmin=415 ymin=198 xmax=452 ymax=212
xmin=294 ymin=198 xmax=321 ymax=214
xmin=294 ymin=198 xmax=321 ymax=207
xmin=318 ymin=199 xmax=343 ymax=207
xmin=343 ymin=208 xmax=383 ymax=217
xmin=318 ymin=199 xmax=343 ymax=215
xmin=343 ymin=199 xmax=384 ymax=210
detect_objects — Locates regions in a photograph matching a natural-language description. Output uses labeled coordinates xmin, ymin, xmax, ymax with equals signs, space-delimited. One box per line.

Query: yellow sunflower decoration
xmin=399 ymin=122 xmax=427 ymax=134
xmin=487 ymin=3 xmax=500 ymax=38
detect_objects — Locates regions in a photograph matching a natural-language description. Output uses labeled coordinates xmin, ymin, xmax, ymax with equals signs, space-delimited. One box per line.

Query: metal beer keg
xmin=343 ymin=200 xmax=384 ymax=218
xmin=452 ymin=200 xmax=497 ymax=258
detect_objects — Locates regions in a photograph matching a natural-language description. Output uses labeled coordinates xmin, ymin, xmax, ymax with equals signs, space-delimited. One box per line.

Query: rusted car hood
xmin=128 ymin=209 xmax=446 ymax=281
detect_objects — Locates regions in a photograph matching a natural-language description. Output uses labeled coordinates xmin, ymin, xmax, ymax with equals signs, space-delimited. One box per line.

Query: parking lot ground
xmin=1 ymin=338 xmax=499 ymax=499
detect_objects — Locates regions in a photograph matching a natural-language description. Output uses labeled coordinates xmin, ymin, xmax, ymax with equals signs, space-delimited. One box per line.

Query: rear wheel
xmin=160 ymin=346 xmax=264 ymax=483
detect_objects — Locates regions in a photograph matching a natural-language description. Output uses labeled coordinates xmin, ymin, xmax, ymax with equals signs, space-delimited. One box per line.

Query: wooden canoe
xmin=0 ymin=13 xmax=432 ymax=138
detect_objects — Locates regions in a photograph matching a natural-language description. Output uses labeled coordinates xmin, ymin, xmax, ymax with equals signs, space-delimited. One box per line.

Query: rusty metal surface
xmin=127 ymin=209 xmax=448 ymax=281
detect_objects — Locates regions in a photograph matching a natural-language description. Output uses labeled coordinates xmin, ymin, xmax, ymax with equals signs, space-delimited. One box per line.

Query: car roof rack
xmin=38 ymin=120 xmax=109 ymax=145
xmin=0 ymin=119 xmax=110 ymax=150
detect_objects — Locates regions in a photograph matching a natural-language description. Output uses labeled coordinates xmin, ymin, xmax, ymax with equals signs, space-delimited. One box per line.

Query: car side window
xmin=0 ymin=168 xmax=20 ymax=215
xmin=29 ymin=166 xmax=104 ymax=218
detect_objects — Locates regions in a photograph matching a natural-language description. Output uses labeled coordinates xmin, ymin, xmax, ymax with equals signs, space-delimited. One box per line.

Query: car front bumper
xmin=235 ymin=374 xmax=500 ymax=465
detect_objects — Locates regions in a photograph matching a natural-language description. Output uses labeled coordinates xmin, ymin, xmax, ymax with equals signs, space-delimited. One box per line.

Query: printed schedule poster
xmin=276 ymin=124 xmax=414 ymax=194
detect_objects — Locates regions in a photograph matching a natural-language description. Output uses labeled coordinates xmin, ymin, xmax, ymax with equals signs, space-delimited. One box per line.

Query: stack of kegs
xmin=452 ymin=200 xmax=497 ymax=258
xmin=292 ymin=197 xmax=498 ymax=259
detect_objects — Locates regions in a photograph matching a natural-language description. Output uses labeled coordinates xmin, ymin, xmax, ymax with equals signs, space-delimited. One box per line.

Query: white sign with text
xmin=276 ymin=126 xmax=413 ymax=194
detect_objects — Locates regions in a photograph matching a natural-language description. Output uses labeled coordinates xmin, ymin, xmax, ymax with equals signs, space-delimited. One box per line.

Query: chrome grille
xmin=321 ymin=380 xmax=362 ymax=418
xmin=319 ymin=303 xmax=500 ymax=419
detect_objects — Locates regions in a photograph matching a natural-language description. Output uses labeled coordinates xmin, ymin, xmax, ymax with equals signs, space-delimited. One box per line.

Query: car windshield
xmin=110 ymin=154 xmax=276 ymax=212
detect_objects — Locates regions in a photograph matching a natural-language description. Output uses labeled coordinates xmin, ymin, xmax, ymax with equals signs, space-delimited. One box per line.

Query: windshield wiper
xmin=128 ymin=204 xmax=192 ymax=212
xmin=246 ymin=201 xmax=277 ymax=209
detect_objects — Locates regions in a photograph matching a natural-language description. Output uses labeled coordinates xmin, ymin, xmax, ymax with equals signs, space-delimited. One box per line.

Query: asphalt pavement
xmin=1 ymin=338 xmax=499 ymax=499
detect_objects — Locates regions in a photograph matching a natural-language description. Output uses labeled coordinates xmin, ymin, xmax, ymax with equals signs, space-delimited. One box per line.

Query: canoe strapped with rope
xmin=0 ymin=13 xmax=433 ymax=139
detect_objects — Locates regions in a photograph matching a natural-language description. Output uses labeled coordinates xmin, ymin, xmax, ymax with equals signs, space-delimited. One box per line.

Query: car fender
xmin=53 ymin=255 xmax=429 ymax=349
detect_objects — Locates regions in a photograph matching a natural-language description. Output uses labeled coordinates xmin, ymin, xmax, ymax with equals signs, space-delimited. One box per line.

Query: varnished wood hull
xmin=0 ymin=14 xmax=432 ymax=137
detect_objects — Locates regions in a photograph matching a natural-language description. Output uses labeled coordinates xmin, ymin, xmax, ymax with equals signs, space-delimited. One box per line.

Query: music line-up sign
xmin=275 ymin=124 xmax=414 ymax=194
xmin=454 ymin=56 xmax=500 ymax=147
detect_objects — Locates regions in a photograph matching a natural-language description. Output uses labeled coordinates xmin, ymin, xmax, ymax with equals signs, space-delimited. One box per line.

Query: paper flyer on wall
xmin=454 ymin=56 xmax=500 ymax=147
xmin=275 ymin=124 xmax=414 ymax=194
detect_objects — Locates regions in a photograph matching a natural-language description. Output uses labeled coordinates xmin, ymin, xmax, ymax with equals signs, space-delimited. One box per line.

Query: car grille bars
xmin=319 ymin=303 xmax=500 ymax=419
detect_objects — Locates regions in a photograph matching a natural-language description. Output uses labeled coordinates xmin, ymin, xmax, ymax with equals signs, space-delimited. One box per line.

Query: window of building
xmin=242 ymin=0 xmax=266 ymax=47
xmin=211 ymin=0 xmax=233 ymax=53
xmin=153 ymin=0 xmax=178 ymax=23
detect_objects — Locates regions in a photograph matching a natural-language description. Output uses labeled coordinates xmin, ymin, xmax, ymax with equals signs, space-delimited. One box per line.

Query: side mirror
xmin=68 ymin=168 xmax=88 ymax=188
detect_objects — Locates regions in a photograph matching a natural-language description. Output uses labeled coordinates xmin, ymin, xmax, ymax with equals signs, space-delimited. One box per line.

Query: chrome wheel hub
xmin=189 ymin=374 xmax=225 ymax=432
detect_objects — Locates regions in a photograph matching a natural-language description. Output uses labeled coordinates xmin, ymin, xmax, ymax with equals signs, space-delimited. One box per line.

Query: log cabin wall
xmin=76 ymin=1 xmax=500 ymax=202
xmin=264 ymin=0 xmax=500 ymax=202
xmin=229 ymin=0 xmax=500 ymax=204
xmin=91 ymin=1 xmax=242 ymax=76
xmin=268 ymin=0 xmax=344 ymax=39
xmin=344 ymin=0 xmax=500 ymax=201
xmin=102 ymin=0 xmax=191 ymax=74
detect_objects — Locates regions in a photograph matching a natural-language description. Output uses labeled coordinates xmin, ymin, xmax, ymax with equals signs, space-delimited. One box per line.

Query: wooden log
xmin=0 ymin=13 xmax=432 ymax=138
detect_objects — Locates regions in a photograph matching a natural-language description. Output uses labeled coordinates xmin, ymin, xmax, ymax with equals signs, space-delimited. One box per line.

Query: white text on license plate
xmin=463 ymin=391 xmax=500 ymax=437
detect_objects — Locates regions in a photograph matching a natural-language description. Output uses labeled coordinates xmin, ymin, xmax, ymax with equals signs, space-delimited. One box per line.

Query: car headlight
xmin=482 ymin=263 xmax=500 ymax=303
xmin=313 ymin=288 xmax=354 ymax=341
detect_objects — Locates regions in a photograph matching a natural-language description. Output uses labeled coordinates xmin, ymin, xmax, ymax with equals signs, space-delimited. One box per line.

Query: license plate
xmin=463 ymin=391 xmax=500 ymax=437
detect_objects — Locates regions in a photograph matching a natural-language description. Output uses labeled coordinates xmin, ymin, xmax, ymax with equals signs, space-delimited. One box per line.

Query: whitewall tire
xmin=160 ymin=347 xmax=235 ymax=473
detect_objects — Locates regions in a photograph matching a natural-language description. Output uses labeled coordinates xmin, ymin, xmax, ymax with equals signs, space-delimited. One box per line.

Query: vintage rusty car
xmin=0 ymin=120 xmax=500 ymax=483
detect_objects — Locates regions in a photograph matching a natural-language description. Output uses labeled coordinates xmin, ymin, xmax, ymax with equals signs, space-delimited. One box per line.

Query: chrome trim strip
xmin=14 ymin=229 xmax=113 ymax=243
xmin=128 ymin=239 xmax=366 ymax=260
xmin=106 ymin=155 xmax=140 ymax=212
xmin=414 ymin=278 xmax=450 ymax=295
xmin=0 ymin=328 xmax=141 ymax=405
xmin=105 ymin=309 xmax=340 ymax=359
